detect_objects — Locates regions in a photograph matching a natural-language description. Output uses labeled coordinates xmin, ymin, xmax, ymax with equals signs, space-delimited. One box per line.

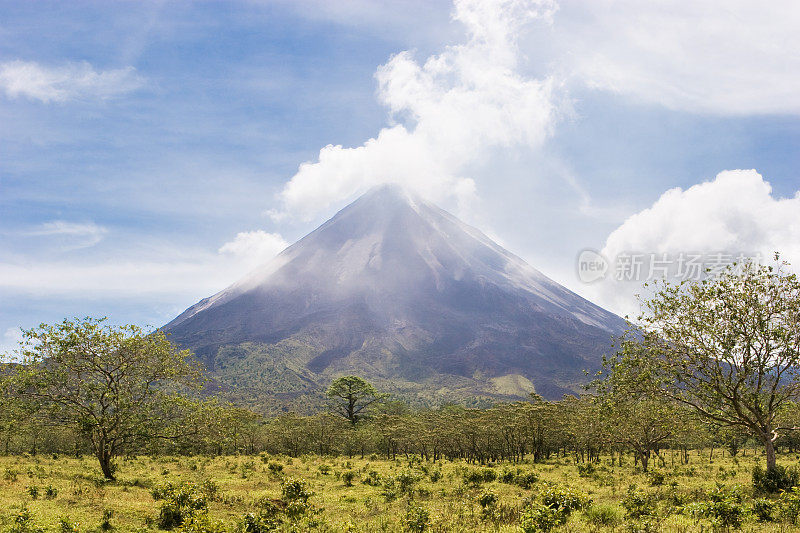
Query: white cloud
xmin=218 ymin=230 xmax=289 ymax=270
xmin=27 ymin=220 xmax=108 ymax=249
xmin=589 ymin=170 xmax=800 ymax=316
xmin=0 ymin=60 xmax=144 ymax=103
xmin=272 ymin=0 xmax=560 ymax=221
xmin=555 ymin=0 xmax=800 ymax=114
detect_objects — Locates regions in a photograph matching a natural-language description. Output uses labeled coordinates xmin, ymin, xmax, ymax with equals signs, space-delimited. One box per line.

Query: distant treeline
xmin=4 ymin=395 xmax=800 ymax=468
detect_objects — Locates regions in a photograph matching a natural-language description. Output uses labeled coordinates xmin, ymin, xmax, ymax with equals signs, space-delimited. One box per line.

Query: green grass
xmin=0 ymin=450 xmax=796 ymax=532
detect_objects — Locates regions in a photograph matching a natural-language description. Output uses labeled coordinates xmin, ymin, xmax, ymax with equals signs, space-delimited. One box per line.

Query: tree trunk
xmin=96 ymin=439 xmax=116 ymax=481
xmin=765 ymin=438 xmax=777 ymax=471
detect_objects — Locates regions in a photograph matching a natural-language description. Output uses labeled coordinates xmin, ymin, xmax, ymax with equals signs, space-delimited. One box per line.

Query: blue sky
xmin=1 ymin=0 xmax=799 ymax=352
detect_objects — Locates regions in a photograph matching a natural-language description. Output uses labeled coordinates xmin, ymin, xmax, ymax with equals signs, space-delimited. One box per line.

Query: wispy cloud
xmin=0 ymin=60 xmax=144 ymax=103
xmin=556 ymin=0 xmax=800 ymax=114
xmin=0 ymin=229 xmax=289 ymax=299
xmin=27 ymin=220 xmax=109 ymax=250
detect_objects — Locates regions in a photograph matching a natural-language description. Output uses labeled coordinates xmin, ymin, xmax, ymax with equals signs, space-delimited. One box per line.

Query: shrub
xmin=514 ymin=471 xmax=539 ymax=489
xmin=281 ymin=477 xmax=313 ymax=519
xmin=26 ymin=486 xmax=39 ymax=500
xmin=58 ymin=517 xmax=80 ymax=533
xmin=179 ymin=511 xmax=226 ymax=533
xmin=753 ymin=464 xmax=799 ymax=494
xmin=45 ymin=485 xmax=58 ymax=499
xmin=239 ymin=511 xmax=281 ymax=533
xmin=154 ymin=482 xmax=209 ymax=530
xmin=428 ymin=469 xmax=442 ymax=483
xmin=9 ymin=506 xmax=44 ymax=533
xmin=267 ymin=461 xmax=284 ymax=475
xmin=647 ymin=470 xmax=665 ymax=486
xmin=318 ymin=464 xmax=331 ymax=475
xmin=539 ymin=483 xmax=591 ymax=514
xmin=463 ymin=467 xmax=497 ymax=485
xmin=200 ymin=479 xmax=220 ymax=501
xmin=395 ymin=470 xmax=421 ymax=494
xmin=584 ymin=505 xmax=621 ymax=529
xmin=520 ymin=502 xmax=565 ymax=533
xmin=621 ymin=487 xmax=657 ymax=519
xmin=499 ymin=468 xmax=516 ymax=484
xmin=752 ymin=498 xmax=775 ymax=522
xmin=99 ymin=509 xmax=114 ymax=532
xmin=404 ymin=501 xmax=430 ymax=533
xmin=577 ymin=462 xmax=595 ymax=477
xmin=362 ymin=470 xmax=382 ymax=486
xmin=778 ymin=486 xmax=800 ymax=525
xmin=342 ymin=470 xmax=356 ymax=486
xmin=478 ymin=490 xmax=498 ymax=509
xmin=689 ymin=498 xmax=746 ymax=529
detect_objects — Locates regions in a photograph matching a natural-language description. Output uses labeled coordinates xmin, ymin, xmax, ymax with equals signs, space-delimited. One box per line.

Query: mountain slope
xmin=165 ymin=185 xmax=626 ymax=410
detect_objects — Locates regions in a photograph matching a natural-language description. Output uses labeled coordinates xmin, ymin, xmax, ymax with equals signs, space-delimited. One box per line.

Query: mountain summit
xmin=165 ymin=185 xmax=626 ymax=409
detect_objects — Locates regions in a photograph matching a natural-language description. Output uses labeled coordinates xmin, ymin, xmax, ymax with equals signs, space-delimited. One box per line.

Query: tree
xmin=1 ymin=317 xmax=205 ymax=479
xmin=624 ymin=257 xmax=800 ymax=471
xmin=326 ymin=375 xmax=385 ymax=425
xmin=594 ymin=352 xmax=682 ymax=471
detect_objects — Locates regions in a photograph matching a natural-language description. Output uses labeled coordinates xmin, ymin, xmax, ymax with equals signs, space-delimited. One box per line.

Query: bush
xmin=539 ymin=483 xmax=591 ymax=514
xmin=520 ymin=502 xmax=565 ymax=533
xmin=647 ymin=470 xmax=665 ymax=486
xmin=281 ymin=477 xmax=313 ymax=520
xmin=778 ymin=486 xmax=800 ymax=525
xmin=153 ymin=482 xmax=209 ymax=530
xmin=752 ymin=498 xmax=775 ymax=522
xmin=621 ymin=487 xmax=657 ymax=519
xmin=179 ymin=511 xmax=226 ymax=533
xmin=99 ymin=509 xmax=114 ymax=532
xmin=239 ymin=511 xmax=281 ymax=533
xmin=753 ymin=464 xmax=799 ymax=494
xmin=9 ymin=506 xmax=44 ymax=533
xmin=58 ymin=517 xmax=80 ymax=533
xmin=342 ymin=470 xmax=356 ymax=486
xmin=577 ymin=462 xmax=595 ymax=477
xmin=395 ymin=470 xmax=421 ymax=493
xmin=463 ymin=467 xmax=497 ymax=485
xmin=688 ymin=495 xmax=746 ymax=529
xmin=404 ymin=501 xmax=430 ymax=533
xmin=478 ymin=490 xmax=498 ymax=509
xmin=514 ymin=471 xmax=539 ymax=489
xmin=584 ymin=505 xmax=621 ymax=529
xmin=362 ymin=470 xmax=382 ymax=486
xmin=267 ymin=461 xmax=283 ymax=475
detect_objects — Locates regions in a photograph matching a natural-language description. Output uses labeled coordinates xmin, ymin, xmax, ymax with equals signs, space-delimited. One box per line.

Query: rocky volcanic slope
xmin=165 ymin=185 xmax=627 ymax=411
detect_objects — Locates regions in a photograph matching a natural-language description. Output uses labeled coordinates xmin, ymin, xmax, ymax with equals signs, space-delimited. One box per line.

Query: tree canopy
xmin=326 ymin=375 xmax=386 ymax=425
xmin=1 ymin=317 xmax=207 ymax=479
xmin=616 ymin=257 xmax=800 ymax=471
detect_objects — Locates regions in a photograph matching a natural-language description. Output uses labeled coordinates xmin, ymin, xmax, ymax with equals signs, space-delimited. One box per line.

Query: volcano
xmin=165 ymin=185 xmax=626 ymax=410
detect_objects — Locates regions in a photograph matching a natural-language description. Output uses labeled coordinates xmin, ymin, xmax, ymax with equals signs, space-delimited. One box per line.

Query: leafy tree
xmin=622 ymin=257 xmax=800 ymax=471
xmin=327 ymin=376 xmax=385 ymax=425
xmin=1 ymin=317 xmax=205 ymax=479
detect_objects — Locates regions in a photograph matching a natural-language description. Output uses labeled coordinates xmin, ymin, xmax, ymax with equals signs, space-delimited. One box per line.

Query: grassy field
xmin=0 ymin=450 xmax=798 ymax=532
